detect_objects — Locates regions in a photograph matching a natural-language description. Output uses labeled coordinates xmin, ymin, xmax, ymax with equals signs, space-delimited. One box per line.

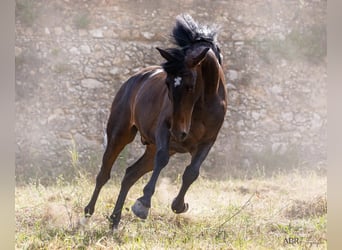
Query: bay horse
xmin=84 ymin=14 xmax=227 ymax=229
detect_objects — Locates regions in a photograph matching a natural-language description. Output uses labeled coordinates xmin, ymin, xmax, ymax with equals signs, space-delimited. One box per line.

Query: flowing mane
xmin=171 ymin=14 xmax=222 ymax=64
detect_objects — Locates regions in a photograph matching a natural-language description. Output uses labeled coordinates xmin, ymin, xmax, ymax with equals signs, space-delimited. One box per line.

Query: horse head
xmin=157 ymin=46 xmax=210 ymax=141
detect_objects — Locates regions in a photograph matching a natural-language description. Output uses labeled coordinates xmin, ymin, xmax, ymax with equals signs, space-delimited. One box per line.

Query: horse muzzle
xmin=171 ymin=129 xmax=188 ymax=142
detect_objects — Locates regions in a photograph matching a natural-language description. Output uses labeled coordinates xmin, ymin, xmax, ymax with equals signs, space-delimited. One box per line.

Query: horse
xmin=84 ymin=14 xmax=227 ymax=229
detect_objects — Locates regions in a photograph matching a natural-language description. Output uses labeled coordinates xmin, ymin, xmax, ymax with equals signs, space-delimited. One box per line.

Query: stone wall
xmin=15 ymin=0 xmax=327 ymax=182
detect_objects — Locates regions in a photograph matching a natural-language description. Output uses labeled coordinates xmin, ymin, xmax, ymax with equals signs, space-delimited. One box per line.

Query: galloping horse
xmin=84 ymin=14 xmax=227 ymax=229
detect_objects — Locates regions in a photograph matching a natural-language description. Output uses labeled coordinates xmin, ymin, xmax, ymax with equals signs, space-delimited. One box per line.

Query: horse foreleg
xmin=131 ymin=125 xmax=170 ymax=219
xmin=171 ymin=143 xmax=213 ymax=214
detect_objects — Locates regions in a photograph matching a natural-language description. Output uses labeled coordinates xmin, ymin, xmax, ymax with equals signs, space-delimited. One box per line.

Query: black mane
xmin=160 ymin=14 xmax=221 ymax=74
xmin=171 ymin=14 xmax=221 ymax=64
xmin=172 ymin=14 xmax=219 ymax=48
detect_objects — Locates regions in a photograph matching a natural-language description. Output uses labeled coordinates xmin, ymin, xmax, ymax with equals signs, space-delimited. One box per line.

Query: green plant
xmin=73 ymin=12 xmax=91 ymax=30
xmin=16 ymin=0 xmax=38 ymax=27
xmin=51 ymin=48 xmax=60 ymax=57
xmin=53 ymin=63 xmax=71 ymax=74
xmin=68 ymin=138 xmax=79 ymax=170
xmin=67 ymin=137 xmax=89 ymax=183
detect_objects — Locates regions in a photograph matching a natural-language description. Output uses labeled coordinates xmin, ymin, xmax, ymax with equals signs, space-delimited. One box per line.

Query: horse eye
xmin=185 ymin=85 xmax=194 ymax=92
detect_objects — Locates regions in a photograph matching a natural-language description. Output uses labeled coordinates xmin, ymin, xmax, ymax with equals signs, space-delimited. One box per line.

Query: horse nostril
xmin=180 ymin=132 xmax=187 ymax=140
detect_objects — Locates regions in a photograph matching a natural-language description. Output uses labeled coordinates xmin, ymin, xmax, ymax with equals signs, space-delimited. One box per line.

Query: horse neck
xmin=200 ymin=51 xmax=223 ymax=98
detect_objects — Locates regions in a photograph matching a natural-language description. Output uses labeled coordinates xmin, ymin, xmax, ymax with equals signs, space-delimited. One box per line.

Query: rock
xmin=109 ymin=67 xmax=120 ymax=76
xmin=281 ymin=112 xmax=293 ymax=122
xmin=294 ymin=113 xmax=306 ymax=123
xmin=103 ymin=60 xmax=111 ymax=66
xmin=141 ymin=31 xmax=155 ymax=40
xmin=80 ymin=45 xmax=91 ymax=54
xmin=47 ymin=108 xmax=64 ymax=124
xmin=69 ymin=47 xmax=80 ymax=55
xmin=81 ymin=79 xmax=104 ymax=89
xmin=83 ymin=67 xmax=95 ymax=78
xmin=90 ymin=29 xmax=104 ymax=38
xmin=44 ymin=27 xmax=50 ymax=35
xmin=103 ymin=29 xmax=116 ymax=38
xmin=54 ymin=27 xmax=63 ymax=36
xmin=78 ymin=30 xmax=88 ymax=36
xmin=222 ymin=120 xmax=229 ymax=129
xmin=232 ymin=33 xmax=244 ymax=40
xmin=228 ymin=70 xmax=239 ymax=81
xmin=227 ymin=83 xmax=237 ymax=90
xmin=237 ymin=120 xmax=244 ymax=129
xmin=15 ymin=47 xmax=22 ymax=57
xmin=311 ymin=113 xmax=323 ymax=130
xmin=270 ymin=85 xmax=282 ymax=94
xmin=252 ymin=111 xmax=261 ymax=120
xmin=234 ymin=41 xmax=244 ymax=46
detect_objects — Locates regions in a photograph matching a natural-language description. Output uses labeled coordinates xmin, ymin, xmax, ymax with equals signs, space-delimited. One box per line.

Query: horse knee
xmin=155 ymin=149 xmax=169 ymax=168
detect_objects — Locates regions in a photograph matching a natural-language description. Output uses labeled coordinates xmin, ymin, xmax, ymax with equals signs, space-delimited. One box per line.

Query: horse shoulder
xmin=132 ymin=78 xmax=172 ymax=144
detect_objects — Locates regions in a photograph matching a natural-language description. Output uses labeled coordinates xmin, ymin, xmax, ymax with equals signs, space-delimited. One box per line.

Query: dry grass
xmin=15 ymin=171 xmax=326 ymax=249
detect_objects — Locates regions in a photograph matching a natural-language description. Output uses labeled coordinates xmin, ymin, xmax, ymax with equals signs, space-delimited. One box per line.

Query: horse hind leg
xmin=109 ymin=145 xmax=156 ymax=229
xmin=84 ymin=124 xmax=137 ymax=219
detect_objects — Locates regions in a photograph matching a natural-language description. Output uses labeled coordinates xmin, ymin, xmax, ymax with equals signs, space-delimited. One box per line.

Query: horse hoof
xmin=132 ymin=200 xmax=149 ymax=219
xmin=172 ymin=201 xmax=189 ymax=214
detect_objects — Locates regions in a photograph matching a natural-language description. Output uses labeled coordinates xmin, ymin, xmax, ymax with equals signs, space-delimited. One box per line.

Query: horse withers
xmin=84 ymin=14 xmax=227 ymax=229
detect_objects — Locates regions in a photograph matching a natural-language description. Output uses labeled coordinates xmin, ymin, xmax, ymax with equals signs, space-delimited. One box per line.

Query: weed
xmin=16 ymin=0 xmax=38 ymax=27
xmin=51 ymin=48 xmax=60 ymax=57
xmin=68 ymin=138 xmax=79 ymax=169
xmin=248 ymin=143 xmax=302 ymax=176
xmin=15 ymin=53 xmax=26 ymax=69
xmin=73 ymin=12 xmax=91 ymax=30
xmin=53 ymin=63 xmax=72 ymax=74
xmin=283 ymin=195 xmax=327 ymax=219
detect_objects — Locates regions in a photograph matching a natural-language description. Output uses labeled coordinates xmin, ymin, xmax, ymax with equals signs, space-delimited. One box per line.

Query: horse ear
xmin=156 ymin=47 xmax=175 ymax=62
xmin=191 ymin=47 xmax=210 ymax=66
